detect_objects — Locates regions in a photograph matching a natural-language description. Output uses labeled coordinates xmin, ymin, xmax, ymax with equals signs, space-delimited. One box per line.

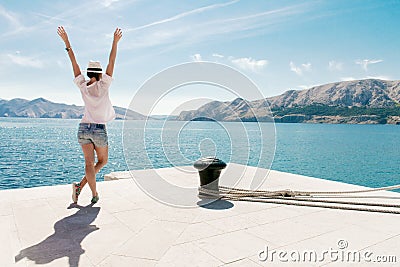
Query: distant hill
xmin=176 ymin=98 xmax=273 ymax=122
xmin=175 ymin=79 xmax=400 ymax=124
xmin=150 ymin=115 xmax=178 ymax=120
xmin=0 ymin=98 xmax=148 ymax=120
xmin=264 ymin=79 xmax=400 ymax=108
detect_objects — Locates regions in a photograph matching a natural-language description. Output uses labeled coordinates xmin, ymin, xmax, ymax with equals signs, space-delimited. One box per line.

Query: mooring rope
xmin=219 ymin=184 xmax=400 ymax=196
xmin=198 ymin=184 xmax=400 ymax=214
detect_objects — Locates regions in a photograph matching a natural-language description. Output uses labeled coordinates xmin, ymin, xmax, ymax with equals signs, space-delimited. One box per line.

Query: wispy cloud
xmin=123 ymin=2 xmax=314 ymax=51
xmin=31 ymin=12 xmax=67 ymax=22
xmin=355 ymin=59 xmax=383 ymax=71
xmin=220 ymin=4 xmax=301 ymax=23
xmin=290 ymin=61 xmax=311 ymax=76
xmin=230 ymin=57 xmax=268 ymax=72
xmin=192 ymin=4 xmax=309 ymax=43
xmin=340 ymin=75 xmax=390 ymax=81
xmin=340 ymin=77 xmax=356 ymax=81
xmin=212 ymin=53 xmax=224 ymax=58
xmin=365 ymin=75 xmax=390 ymax=80
xmin=189 ymin=53 xmax=268 ymax=72
xmin=328 ymin=60 xmax=343 ymax=71
xmin=126 ymin=0 xmax=239 ymax=32
xmin=102 ymin=0 xmax=120 ymax=8
xmin=0 ymin=4 xmax=62 ymax=37
xmin=190 ymin=54 xmax=202 ymax=62
xmin=302 ymin=62 xmax=312 ymax=71
xmin=1 ymin=1 xmax=120 ymax=38
xmin=0 ymin=4 xmax=24 ymax=31
xmin=6 ymin=53 xmax=44 ymax=68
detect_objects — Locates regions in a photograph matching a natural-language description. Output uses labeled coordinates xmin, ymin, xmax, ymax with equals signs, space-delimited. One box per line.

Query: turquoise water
xmin=0 ymin=118 xmax=399 ymax=190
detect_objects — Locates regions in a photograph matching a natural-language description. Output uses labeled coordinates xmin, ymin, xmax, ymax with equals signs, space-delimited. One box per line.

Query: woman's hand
xmin=113 ymin=28 xmax=122 ymax=44
xmin=57 ymin=26 xmax=70 ymax=45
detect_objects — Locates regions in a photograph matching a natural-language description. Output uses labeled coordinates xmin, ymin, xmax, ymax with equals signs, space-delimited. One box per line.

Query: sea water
xmin=0 ymin=117 xmax=399 ymax=190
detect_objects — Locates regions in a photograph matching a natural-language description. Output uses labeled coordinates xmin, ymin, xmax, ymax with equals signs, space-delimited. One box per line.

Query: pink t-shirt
xmin=74 ymin=74 xmax=116 ymax=123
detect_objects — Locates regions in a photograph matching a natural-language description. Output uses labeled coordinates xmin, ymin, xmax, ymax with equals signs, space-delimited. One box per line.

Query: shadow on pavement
xmin=15 ymin=203 xmax=100 ymax=267
xmin=197 ymin=199 xmax=234 ymax=210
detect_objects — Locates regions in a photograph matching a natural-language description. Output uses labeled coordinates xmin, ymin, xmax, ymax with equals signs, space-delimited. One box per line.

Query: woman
xmin=57 ymin=26 xmax=122 ymax=204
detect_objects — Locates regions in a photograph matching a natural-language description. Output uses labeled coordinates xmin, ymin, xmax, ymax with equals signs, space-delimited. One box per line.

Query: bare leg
xmin=79 ymin=146 xmax=108 ymax=193
xmin=80 ymin=143 xmax=97 ymax=197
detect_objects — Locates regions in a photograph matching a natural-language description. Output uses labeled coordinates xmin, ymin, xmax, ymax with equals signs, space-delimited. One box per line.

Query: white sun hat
xmin=86 ymin=61 xmax=103 ymax=73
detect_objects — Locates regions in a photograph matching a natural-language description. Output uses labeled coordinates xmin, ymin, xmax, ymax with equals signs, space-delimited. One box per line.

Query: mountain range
xmin=265 ymin=79 xmax=400 ymax=108
xmin=176 ymin=79 xmax=400 ymax=124
xmin=0 ymin=98 xmax=147 ymax=120
xmin=2 ymin=79 xmax=400 ymax=124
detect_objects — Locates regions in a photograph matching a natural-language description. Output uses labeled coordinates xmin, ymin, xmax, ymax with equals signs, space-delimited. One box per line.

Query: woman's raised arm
xmin=106 ymin=28 xmax=122 ymax=77
xmin=57 ymin=26 xmax=81 ymax=78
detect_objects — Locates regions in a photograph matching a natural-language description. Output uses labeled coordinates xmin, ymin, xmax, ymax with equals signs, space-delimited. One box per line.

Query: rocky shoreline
xmin=274 ymin=114 xmax=400 ymax=124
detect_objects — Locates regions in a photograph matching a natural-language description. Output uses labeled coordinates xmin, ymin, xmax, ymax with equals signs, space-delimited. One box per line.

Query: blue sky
xmin=0 ymin=0 xmax=399 ymax=114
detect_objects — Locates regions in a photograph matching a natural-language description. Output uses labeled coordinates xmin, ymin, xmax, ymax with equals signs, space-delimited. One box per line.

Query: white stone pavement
xmin=1 ymin=163 xmax=400 ymax=266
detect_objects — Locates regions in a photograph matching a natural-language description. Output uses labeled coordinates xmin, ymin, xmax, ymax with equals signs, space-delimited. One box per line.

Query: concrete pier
xmin=1 ymin=164 xmax=400 ymax=266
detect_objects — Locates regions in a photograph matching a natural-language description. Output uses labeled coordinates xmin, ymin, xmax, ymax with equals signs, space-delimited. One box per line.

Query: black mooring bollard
xmin=194 ymin=157 xmax=227 ymax=198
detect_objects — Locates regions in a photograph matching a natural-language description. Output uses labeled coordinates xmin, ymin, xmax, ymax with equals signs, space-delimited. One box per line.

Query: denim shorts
xmin=77 ymin=123 xmax=108 ymax=147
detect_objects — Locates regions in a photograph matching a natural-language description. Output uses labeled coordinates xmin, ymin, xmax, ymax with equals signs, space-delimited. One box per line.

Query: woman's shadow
xmin=15 ymin=203 xmax=100 ymax=267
